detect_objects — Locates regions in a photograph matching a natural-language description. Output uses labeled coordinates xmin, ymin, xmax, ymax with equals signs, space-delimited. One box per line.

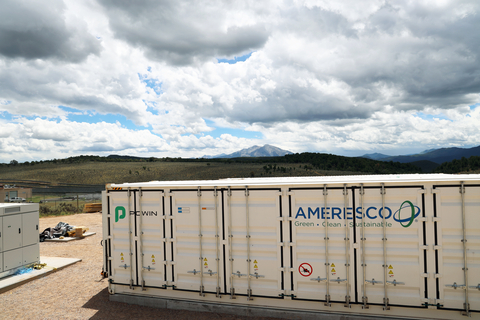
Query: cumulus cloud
xmin=0 ymin=0 xmax=101 ymax=62
xmin=97 ymin=0 xmax=270 ymax=65
xmin=1 ymin=0 xmax=480 ymax=162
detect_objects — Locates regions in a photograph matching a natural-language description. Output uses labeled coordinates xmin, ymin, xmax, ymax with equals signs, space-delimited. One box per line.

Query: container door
xmin=171 ymin=189 xmax=224 ymax=295
xmin=434 ymin=185 xmax=480 ymax=312
xmin=290 ymin=187 xmax=355 ymax=305
xmin=22 ymin=211 xmax=39 ymax=247
xmin=355 ymin=186 xmax=425 ymax=308
xmin=3 ymin=214 xmax=22 ymax=251
xmin=225 ymin=189 xmax=283 ymax=299
xmin=108 ymin=190 xmax=137 ymax=287
xmin=134 ymin=190 xmax=165 ymax=289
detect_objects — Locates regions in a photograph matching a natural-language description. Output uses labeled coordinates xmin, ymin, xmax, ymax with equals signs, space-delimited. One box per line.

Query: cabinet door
xmin=4 ymin=248 xmax=22 ymax=271
xmin=0 ymin=217 xmax=3 ymax=252
xmin=22 ymin=211 xmax=39 ymax=247
xmin=3 ymin=214 xmax=22 ymax=251
xmin=23 ymin=244 xmax=40 ymax=265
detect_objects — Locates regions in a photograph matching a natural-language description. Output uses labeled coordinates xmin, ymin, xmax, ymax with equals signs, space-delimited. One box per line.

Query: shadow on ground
xmin=82 ymin=287 xmax=275 ymax=320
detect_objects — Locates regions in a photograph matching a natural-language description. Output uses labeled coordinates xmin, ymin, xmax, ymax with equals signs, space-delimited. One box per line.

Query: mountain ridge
xmin=203 ymin=144 xmax=293 ymax=158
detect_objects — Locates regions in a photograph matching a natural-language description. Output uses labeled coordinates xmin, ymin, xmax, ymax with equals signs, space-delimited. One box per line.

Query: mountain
xmin=361 ymin=153 xmax=391 ymax=160
xmin=206 ymin=144 xmax=293 ymax=159
xmin=381 ymin=145 xmax=480 ymax=165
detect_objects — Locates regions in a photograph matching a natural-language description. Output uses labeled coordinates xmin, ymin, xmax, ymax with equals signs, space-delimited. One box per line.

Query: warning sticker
xmin=121 ymin=253 xmax=124 ymax=262
xmin=331 ymin=263 xmax=336 ymax=275
xmin=299 ymin=263 xmax=313 ymax=277
xmin=389 ymin=265 xmax=394 ymax=277
xmin=204 ymin=258 xmax=208 ymax=268
xmin=388 ymin=265 xmax=393 ymax=269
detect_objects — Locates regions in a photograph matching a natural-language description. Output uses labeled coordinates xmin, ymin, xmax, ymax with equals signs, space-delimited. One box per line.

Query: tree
xmin=9 ymin=160 xmax=18 ymax=166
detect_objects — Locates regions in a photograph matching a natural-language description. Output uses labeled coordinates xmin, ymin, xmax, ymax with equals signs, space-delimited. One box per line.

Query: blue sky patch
xmin=217 ymin=52 xmax=253 ymax=64
xmin=58 ymin=106 xmax=143 ymax=130
xmin=203 ymin=119 xmax=262 ymax=139
xmin=414 ymin=112 xmax=452 ymax=122
xmin=138 ymin=73 xmax=163 ymax=94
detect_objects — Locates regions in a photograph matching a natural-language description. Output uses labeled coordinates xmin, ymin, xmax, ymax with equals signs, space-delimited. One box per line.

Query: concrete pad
xmin=43 ymin=232 xmax=96 ymax=242
xmin=0 ymin=256 xmax=81 ymax=294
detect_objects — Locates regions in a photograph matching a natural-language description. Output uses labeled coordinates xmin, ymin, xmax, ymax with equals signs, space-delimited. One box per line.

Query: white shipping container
xmin=102 ymin=174 xmax=480 ymax=319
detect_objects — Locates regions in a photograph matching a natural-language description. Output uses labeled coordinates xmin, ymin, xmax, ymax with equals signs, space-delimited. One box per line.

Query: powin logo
xmin=115 ymin=206 xmax=126 ymax=222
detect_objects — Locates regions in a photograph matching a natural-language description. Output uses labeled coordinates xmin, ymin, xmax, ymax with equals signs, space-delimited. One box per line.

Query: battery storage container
xmin=102 ymin=174 xmax=480 ymax=319
xmin=0 ymin=203 xmax=40 ymax=279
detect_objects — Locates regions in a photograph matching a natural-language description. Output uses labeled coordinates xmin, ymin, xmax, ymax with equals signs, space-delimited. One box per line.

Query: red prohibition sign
xmin=298 ymin=263 xmax=313 ymax=277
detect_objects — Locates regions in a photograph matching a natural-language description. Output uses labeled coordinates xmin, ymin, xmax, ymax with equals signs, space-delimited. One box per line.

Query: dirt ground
xmin=0 ymin=213 xmax=280 ymax=320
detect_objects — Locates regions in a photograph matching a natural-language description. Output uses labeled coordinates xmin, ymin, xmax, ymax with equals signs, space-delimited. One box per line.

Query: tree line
xmin=4 ymin=153 xmax=480 ymax=174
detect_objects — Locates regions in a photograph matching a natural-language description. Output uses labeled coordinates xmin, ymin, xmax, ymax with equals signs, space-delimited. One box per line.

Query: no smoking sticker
xmin=298 ymin=263 xmax=313 ymax=277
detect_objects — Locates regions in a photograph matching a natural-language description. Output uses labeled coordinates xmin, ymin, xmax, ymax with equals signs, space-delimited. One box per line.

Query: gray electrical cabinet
xmin=0 ymin=203 xmax=40 ymax=278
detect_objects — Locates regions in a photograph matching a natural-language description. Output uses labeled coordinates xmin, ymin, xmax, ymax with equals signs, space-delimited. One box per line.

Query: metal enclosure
xmin=103 ymin=174 xmax=480 ymax=319
xmin=0 ymin=203 xmax=40 ymax=277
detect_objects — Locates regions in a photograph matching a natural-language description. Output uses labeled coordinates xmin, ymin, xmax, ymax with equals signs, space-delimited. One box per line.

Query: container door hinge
xmin=324 ymin=294 xmax=331 ymax=307
xmin=383 ymin=298 xmax=390 ymax=310
xmin=344 ymin=296 xmax=351 ymax=308
xmin=362 ymin=296 xmax=369 ymax=309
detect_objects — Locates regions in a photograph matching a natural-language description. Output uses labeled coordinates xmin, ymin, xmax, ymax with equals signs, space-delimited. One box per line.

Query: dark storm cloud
xmin=97 ymin=0 xmax=269 ymax=65
xmin=0 ymin=0 xmax=101 ymax=62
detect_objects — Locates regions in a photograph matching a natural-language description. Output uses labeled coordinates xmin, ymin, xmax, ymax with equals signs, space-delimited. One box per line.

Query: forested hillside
xmin=433 ymin=156 xmax=480 ymax=174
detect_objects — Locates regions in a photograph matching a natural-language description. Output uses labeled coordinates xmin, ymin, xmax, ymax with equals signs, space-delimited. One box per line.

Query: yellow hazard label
xmin=331 ymin=263 xmax=335 ymax=267
xmin=204 ymin=262 xmax=208 ymax=266
xmin=388 ymin=265 xmax=393 ymax=269
xmin=121 ymin=253 xmax=124 ymax=256
xmin=331 ymin=268 xmax=336 ymax=272
xmin=204 ymin=258 xmax=208 ymax=261
xmin=254 ymin=264 xmax=258 ymax=268
xmin=389 ymin=270 xmax=393 ymax=274
xmin=254 ymin=260 xmax=258 ymax=263
xmin=152 ymin=255 xmax=155 ymax=258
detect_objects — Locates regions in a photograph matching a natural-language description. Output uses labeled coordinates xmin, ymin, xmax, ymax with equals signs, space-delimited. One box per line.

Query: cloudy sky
xmin=1 ymin=0 xmax=479 ymax=163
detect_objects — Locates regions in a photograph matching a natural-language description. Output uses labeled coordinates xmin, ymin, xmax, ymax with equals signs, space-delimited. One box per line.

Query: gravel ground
xmin=0 ymin=213 xmax=281 ymax=320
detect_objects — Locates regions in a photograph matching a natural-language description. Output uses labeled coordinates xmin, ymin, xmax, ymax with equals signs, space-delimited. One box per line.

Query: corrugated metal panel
xmin=103 ymin=175 xmax=480 ymax=319
xmin=435 ymin=185 xmax=480 ymax=313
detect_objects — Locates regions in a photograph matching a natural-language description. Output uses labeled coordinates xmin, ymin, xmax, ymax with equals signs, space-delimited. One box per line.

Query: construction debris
xmin=84 ymin=203 xmax=102 ymax=213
